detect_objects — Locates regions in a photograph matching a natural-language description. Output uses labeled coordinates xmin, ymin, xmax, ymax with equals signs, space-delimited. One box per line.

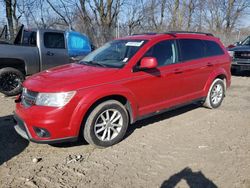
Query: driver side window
xmin=143 ymin=40 xmax=177 ymax=67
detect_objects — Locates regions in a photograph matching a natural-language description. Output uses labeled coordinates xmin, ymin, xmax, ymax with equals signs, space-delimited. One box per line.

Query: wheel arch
xmin=82 ymin=94 xmax=134 ymax=124
xmin=0 ymin=58 xmax=26 ymax=75
xmin=204 ymin=68 xmax=229 ymax=95
xmin=69 ymin=87 xmax=139 ymax=137
xmin=215 ymin=74 xmax=227 ymax=89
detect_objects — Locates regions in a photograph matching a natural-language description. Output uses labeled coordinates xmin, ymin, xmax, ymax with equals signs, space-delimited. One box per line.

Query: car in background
xmin=228 ymin=36 xmax=250 ymax=73
xmin=14 ymin=31 xmax=231 ymax=148
xmin=0 ymin=25 xmax=92 ymax=96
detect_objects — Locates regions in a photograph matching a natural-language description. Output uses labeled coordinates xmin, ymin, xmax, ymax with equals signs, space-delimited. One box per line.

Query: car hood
xmin=229 ymin=45 xmax=250 ymax=51
xmin=23 ymin=63 xmax=120 ymax=92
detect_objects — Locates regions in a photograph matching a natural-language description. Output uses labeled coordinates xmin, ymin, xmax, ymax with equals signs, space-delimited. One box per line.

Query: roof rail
xmin=130 ymin=31 xmax=213 ymax=37
xmin=131 ymin=32 xmax=177 ymax=37
xmin=162 ymin=32 xmax=177 ymax=37
xmin=169 ymin=31 xmax=214 ymax=36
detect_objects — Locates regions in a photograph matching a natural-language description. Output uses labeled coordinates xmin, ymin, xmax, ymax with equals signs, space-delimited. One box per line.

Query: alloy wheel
xmin=94 ymin=109 xmax=123 ymax=141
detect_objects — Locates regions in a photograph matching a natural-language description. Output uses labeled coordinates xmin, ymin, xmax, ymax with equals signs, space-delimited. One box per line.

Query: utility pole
xmin=116 ymin=18 xmax=120 ymax=38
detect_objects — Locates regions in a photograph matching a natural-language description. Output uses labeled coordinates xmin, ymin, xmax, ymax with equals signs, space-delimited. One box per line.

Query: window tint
xmin=143 ymin=40 xmax=177 ymax=66
xmin=44 ymin=32 xmax=65 ymax=49
xmin=179 ymin=39 xmax=205 ymax=61
xmin=22 ymin=31 xmax=36 ymax=46
xmin=204 ymin=40 xmax=224 ymax=56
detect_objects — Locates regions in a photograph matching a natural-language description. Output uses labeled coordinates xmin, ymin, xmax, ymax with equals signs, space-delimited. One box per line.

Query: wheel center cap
xmin=106 ymin=121 xmax=112 ymax=128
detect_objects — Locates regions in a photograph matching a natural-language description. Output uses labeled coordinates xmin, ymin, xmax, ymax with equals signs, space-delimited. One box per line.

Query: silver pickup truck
xmin=0 ymin=25 xmax=92 ymax=96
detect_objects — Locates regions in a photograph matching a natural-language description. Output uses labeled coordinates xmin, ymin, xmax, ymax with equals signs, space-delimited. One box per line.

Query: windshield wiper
xmin=79 ymin=60 xmax=107 ymax=67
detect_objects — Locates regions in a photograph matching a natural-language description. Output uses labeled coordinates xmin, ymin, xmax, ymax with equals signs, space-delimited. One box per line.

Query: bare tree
xmin=224 ymin=0 xmax=249 ymax=33
xmin=4 ymin=0 xmax=15 ymax=39
xmin=203 ymin=0 xmax=249 ymax=33
xmin=1 ymin=0 xmax=250 ymax=45
xmin=168 ymin=0 xmax=180 ymax=29
xmin=120 ymin=0 xmax=145 ymax=35
xmin=46 ymin=0 xmax=76 ymax=29
xmin=79 ymin=0 xmax=124 ymax=43
xmin=186 ymin=0 xmax=196 ymax=30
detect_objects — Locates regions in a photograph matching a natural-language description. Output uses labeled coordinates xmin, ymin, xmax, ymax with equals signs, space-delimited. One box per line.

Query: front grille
xmin=21 ymin=88 xmax=38 ymax=107
xmin=234 ymin=51 xmax=250 ymax=59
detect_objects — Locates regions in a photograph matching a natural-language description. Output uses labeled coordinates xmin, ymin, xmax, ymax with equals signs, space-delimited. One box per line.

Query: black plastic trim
xmin=135 ymin=97 xmax=206 ymax=122
xmin=30 ymin=136 xmax=78 ymax=144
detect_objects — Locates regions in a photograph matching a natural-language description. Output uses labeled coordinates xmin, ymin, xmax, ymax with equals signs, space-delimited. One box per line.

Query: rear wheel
xmin=83 ymin=100 xmax=129 ymax=148
xmin=203 ymin=78 xmax=225 ymax=109
xmin=0 ymin=67 xmax=24 ymax=96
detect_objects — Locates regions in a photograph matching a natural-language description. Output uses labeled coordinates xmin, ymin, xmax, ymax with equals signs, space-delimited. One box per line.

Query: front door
xmin=125 ymin=39 xmax=183 ymax=116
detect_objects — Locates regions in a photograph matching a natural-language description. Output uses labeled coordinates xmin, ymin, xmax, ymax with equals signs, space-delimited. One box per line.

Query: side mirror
xmin=139 ymin=57 xmax=158 ymax=70
xmin=91 ymin=44 xmax=96 ymax=51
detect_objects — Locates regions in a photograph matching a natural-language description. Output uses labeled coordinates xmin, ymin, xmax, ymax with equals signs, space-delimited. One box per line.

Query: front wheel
xmin=0 ymin=67 xmax=24 ymax=96
xmin=203 ymin=78 xmax=225 ymax=109
xmin=83 ymin=100 xmax=129 ymax=147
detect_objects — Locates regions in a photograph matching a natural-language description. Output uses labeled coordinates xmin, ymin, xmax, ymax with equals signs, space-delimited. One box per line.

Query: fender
xmin=0 ymin=58 xmax=26 ymax=74
xmin=203 ymin=67 xmax=229 ymax=96
xmin=68 ymin=84 xmax=139 ymax=136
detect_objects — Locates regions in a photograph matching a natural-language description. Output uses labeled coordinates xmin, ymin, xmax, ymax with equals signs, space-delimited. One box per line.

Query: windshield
xmin=241 ymin=36 xmax=250 ymax=46
xmin=79 ymin=39 xmax=147 ymax=68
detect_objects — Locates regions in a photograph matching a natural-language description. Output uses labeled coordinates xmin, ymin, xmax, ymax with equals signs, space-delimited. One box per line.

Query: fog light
xmin=33 ymin=127 xmax=50 ymax=138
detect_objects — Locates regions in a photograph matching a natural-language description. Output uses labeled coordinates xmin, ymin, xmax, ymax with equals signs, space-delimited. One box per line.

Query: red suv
xmin=14 ymin=32 xmax=231 ymax=147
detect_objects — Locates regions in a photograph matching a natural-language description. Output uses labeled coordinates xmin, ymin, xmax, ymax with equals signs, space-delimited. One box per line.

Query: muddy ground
xmin=0 ymin=74 xmax=250 ymax=188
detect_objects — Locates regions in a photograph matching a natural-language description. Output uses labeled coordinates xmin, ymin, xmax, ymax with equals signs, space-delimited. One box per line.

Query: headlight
xmin=35 ymin=91 xmax=76 ymax=107
xmin=228 ymin=51 xmax=234 ymax=57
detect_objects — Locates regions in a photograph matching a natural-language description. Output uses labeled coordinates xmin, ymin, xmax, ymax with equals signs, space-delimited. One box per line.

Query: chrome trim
xmin=14 ymin=114 xmax=32 ymax=139
xmin=21 ymin=88 xmax=38 ymax=107
xmin=14 ymin=124 xmax=29 ymax=140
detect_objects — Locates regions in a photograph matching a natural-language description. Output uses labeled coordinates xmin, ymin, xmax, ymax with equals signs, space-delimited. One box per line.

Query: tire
xmin=0 ymin=67 xmax=25 ymax=96
xmin=84 ymin=100 xmax=129 ymax=148
xmin=203 ymin=78 xmax=225 ymax=109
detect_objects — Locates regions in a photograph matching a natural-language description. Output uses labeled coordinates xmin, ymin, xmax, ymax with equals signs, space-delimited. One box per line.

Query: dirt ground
xmin=0 ymin=74 xmax=250 ymax=188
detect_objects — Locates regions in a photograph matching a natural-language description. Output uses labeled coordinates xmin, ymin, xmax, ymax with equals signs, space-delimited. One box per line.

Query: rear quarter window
xmin=178 ymin=39 xmax=205 ymax=61
xmin=204 ymin=40 xmax=225 ymax=56
xmin=22 ymin=31 xmax=36 ymax=46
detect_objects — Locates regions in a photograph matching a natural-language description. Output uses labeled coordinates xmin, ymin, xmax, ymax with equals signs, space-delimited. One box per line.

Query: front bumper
xmin=14 ymin=91 xmax=87 ymax=144
xmin=14 ymin=114 xmax=78 ymax=144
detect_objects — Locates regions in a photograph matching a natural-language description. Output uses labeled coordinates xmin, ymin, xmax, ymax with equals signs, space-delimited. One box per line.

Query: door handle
xmin=174 ymin=69 xmax=183 ymax=74
xmin=46 ymin=51 xmax=54 ymax=56
xmin=207 ymin=62 xmax=213 ymax=67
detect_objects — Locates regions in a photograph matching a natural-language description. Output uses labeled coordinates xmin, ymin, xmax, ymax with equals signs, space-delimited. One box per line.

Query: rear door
xmin=176 ymin=39 xmax=212 ymax=101
xmin=38 ymin=30 xmax=69 ymax=71
xmin=204 ymin=39 xmax=226 ymax=71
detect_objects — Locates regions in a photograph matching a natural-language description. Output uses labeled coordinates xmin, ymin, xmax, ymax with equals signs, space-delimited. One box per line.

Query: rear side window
xmin=204 ymin=40 xmax=224 ymax=56
xmin=44 ymin=32 xmax=65 ymax=49
xmin=143 ymin=40 xmax=177 ymax=66
xmin=178 ymin=39 xmax=205 ymax=61
xmin=22 ymin=31 xmax=36 ymax=46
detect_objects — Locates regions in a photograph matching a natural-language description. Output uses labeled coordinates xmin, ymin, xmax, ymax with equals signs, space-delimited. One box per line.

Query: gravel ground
xmin=0 ymin=74 xmax=250 ymax=188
